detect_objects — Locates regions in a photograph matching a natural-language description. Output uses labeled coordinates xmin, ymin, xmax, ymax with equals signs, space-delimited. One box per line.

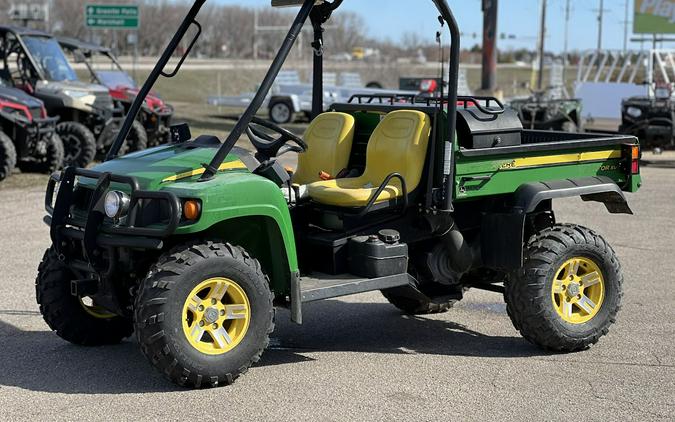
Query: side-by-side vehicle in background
xmin=38 ymin=0 xmax=641 ymax=388
xmin=0 ymin=26 xmax=141 ymax=167
xmin=59 ymin=37 xmax=173 ymax=148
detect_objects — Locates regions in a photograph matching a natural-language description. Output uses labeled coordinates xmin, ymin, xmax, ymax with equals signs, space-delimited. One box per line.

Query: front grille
xmin=29 ymin=107 xmax=42 ymax=120
xmin=72 ymin=186 xmax=94 ymax=212
xmin=93 ymin=92 xmax=114 ymax=111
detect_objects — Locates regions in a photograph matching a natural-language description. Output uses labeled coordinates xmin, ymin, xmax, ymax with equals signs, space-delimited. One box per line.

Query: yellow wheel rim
xmin=181 ymin=277 xmax=251 ymax=355
xmin=79 ymin=297 xmax=116 ymax=319
xmin=551 ymin=257 xmax=605 ymax=324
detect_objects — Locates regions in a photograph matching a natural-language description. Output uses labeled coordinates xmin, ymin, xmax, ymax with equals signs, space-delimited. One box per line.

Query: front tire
xmin=134 ymin=241 xmax=274 ymax=388
xmin=18 ymin=133 xmax=64 ymax=174
xmin=35 ymin=247 xmax=134 ymax=346
xmin=505 ymin=224 xmax=622 ymax=352
xmin=561 ymin=120 xmax=578 ymax=133
xmin=125 ymin=120 xmax=148 ymax=153
xmin=0 ymin=131 xmax=17 ymax=181
xmin=57 ymin=121 xmax=96 ymax=168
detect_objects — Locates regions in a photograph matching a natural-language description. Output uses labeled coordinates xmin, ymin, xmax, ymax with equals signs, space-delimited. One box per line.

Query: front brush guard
xmin=47 ymin=167 xmax=181 ymax=271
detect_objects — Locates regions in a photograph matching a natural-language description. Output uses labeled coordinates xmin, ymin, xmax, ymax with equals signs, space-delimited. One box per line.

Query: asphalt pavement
xmin=0 ymin=157 xmax=673 ymax=421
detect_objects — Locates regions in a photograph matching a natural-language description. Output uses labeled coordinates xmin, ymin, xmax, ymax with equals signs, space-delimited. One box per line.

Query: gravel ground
xmin=0 ymin=158 xmax=673 ymax=421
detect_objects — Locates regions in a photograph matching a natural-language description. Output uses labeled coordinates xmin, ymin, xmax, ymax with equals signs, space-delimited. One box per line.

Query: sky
xmin=214 ymin=0 xmax=636 ymax=53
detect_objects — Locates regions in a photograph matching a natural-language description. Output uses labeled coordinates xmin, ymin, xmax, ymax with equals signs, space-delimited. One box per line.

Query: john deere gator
xmin=38 ymin=0 xmax=641 ymax=388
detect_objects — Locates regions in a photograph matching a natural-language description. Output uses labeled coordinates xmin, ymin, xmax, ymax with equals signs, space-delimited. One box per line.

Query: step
xmin=300 ymin=272 xmax=412 ymax=303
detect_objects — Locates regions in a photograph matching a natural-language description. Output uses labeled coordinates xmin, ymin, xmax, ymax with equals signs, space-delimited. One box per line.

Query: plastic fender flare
xmin=481 ymin=176 xmax=633 ymax=270
xmin=514 ymin=176 xmax=633 ymax=215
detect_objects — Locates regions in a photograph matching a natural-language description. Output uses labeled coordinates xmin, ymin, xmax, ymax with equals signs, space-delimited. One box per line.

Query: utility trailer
xmin=39 ymin=0 xmax=641 ymax=389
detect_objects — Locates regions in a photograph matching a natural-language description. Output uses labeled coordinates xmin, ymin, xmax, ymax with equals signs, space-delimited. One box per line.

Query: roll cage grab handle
xmin=104 ymin=0 xmax=460 ymax=209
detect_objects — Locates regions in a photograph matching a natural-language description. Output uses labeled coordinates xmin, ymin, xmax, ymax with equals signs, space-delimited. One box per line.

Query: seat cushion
xmin=307 ymin=110 xmax=431 ymax=208
xmin=292 ymin=112 xmax=355 ymax=185
xmin=307 ymin=178 xmax=404 ymax=208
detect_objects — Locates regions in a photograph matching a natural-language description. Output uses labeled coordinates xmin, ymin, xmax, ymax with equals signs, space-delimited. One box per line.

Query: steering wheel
xmin=246 ymin=116 xmax=308 ymax=160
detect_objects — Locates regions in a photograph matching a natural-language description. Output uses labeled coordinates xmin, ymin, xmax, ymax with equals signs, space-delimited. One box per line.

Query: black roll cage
xmin=58 ymin=37 xmax=126 ymax=86
xmin=0 ymin=27 xmax=52 ymax=84
xmin=105 ymin=0 xmax=461 ymax=210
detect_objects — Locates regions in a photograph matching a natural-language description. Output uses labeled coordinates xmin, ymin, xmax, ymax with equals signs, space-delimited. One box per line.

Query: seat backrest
xmin=357 ymin=110 xmax=431 ymax=193
xmin=293 ymin=112 xmax=355 ymax=185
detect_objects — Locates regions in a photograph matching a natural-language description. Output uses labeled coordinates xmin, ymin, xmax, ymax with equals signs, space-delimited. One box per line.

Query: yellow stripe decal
xmin=162 ymin=160 xmax=247 ymax=183
xmin=501 ymin=149 xmax=622 ymax=170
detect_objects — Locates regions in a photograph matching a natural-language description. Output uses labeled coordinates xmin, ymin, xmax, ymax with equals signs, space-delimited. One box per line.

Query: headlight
xmin=626 ymin=106 xmax=642 ymax=118
xmin=104 ymin=191 xmax=130 ymax=219
xmin=62 ymin=90 xmax=92 ymax=99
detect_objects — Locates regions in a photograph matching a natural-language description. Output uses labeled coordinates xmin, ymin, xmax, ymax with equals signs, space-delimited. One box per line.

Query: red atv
xmin=0 ymin=78 xmax=62 ymax=181
xmin=59 ymin=37 xmax=174 ymax=147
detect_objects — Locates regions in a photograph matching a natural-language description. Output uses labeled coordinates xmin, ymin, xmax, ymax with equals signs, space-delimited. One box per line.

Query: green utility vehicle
xmin=38 ymin=0 xmax=641 ymax=388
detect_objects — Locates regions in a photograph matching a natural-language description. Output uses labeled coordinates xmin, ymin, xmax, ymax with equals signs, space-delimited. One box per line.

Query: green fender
xmin=169 ymin=172 xmax=298 ymax=295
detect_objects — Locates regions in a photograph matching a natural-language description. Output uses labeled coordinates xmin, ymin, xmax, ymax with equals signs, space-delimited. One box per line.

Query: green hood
xmin=87 ymin=144 xmax=249 ymax=190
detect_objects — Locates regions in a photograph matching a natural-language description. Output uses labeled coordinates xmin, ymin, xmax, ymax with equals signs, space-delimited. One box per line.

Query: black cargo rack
xmin=346 ymin=93 xmax=506 ymax=115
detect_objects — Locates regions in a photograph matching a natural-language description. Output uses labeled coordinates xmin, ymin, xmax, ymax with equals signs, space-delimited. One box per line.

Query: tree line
xmin=0 ymin=0 xmax=561 ymax=63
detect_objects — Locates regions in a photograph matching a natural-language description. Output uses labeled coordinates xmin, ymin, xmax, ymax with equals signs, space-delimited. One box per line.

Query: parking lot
xmin=0 ymin=155 xmax=674 ymax=421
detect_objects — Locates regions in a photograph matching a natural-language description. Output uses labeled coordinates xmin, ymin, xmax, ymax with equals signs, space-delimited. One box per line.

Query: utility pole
xmin=563 ymin=0 xmax=570 ymax=67
xmin=253 ymin=8 xmax=259 ymax=60
xmin=537 ymin=0 xmax=547 ymax=91
xmin=481 ymin=0 xmax=498 ymax=93
xmin=597 ymin=0 xmax=604 ymax=52
xmin=623 ymin=0 xmax=629 ymax=52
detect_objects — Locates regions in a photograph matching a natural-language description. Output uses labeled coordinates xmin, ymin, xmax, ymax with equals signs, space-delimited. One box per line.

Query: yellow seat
xmin=292 ymin=112 xmax=355 ymax=185
xmin=307 ymin=110 xmax=431 ymax=208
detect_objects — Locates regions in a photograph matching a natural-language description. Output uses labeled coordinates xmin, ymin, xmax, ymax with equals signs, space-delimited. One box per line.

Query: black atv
xmin=0 ymin=78 xmax=62 ymax=181
xmin=619 ymin=85 xmax=675 ymax=151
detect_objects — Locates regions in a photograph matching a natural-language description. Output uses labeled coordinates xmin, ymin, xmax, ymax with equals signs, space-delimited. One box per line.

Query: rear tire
xmin=57 ymin=122 xmax=96 ymax=168
xmin=382 ymin=285 xmax=461 ymax=314
xmin=35 ymin=247 xmax=134 ymax=346
xmin=18 ymin=133 xmax=64 ymax=174
xmin=0 ymin=131 xmax=17 ymax=181
xmin=382 ymin=262 xmax=463 ymax=315
xmin=134 ymin=241 xmax=274 ymax=388
xmin=505 ymin=224 xmax=622 ymax=352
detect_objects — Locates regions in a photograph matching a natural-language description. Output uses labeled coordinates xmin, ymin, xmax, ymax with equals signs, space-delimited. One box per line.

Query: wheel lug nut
xmin=220 ymin=310 xmax=225 ymax=316
xmin=198 ymin=305 xmax=204 ymax=312
xmin=211 ymin=299 xmax=217 ymax=305
xmin=199 ymin=320 xmax=205 ymax=327
xmin=212 ymin=323 xmax=218 ymax=329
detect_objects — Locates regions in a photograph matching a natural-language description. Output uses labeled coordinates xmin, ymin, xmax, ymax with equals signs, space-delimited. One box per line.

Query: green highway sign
xmin=85 ymin=4 xmax=139 ymax=29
